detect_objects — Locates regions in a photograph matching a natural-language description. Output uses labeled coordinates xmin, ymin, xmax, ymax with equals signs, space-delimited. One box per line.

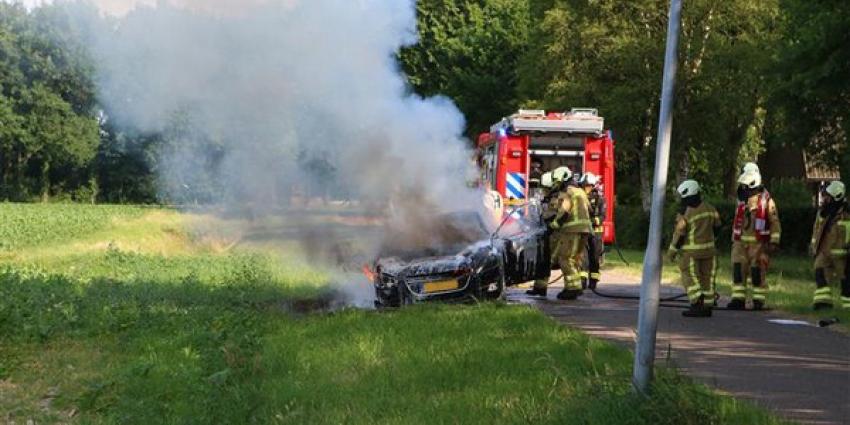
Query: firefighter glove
xmin=549 ymin=221 xmax=561 ymax=230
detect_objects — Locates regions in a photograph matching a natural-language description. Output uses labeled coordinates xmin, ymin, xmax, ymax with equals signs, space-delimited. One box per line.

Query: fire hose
xmin=541 ymin=254 xmax=756 ymax=311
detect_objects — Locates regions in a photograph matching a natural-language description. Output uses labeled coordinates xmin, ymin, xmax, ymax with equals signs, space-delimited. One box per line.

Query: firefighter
xmin=527 ymin=171 xmax=559 ymax=297
xmin=810 ymin=181 xmax=850 ymax=310
xmin=550 ymin=166 xmax=592 ymax=301
xmin=667 ymin=180 xmax=722 ymax=317
xmin=579 ymin=173 xmax=605 ymax=290
xmin=727 ymin=170 xmax=781 ymax=311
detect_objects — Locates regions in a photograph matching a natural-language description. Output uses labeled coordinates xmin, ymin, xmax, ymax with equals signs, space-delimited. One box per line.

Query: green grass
xmin=0 ymin=203 xmax=148 ymax=252
xmin=608 ymin=249 xmax=849 ymax=327
xmin=0 ymin=204 xmax=788 ymax=424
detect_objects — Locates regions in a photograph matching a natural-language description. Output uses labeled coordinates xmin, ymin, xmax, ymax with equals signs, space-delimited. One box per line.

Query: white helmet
xmin=580 ymin=172 xmax=600 ymax=186
xmin=541 ymin=172 xmax=554 ymax=189
xmin=742 ymin=162 xmax=760 ymax=175
xmin=676 ymin=180 xmax=700 ymax=198
xmin=825 ymin=181 xmax=846 ymax=201
xmin=737 ymin=171 xmax=762 ymax=189
xmin=552 ymin=166 xmax=572 ymax=183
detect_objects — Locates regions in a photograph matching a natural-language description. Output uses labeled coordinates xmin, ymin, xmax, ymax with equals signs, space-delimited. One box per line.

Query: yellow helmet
xmin=552 ymin=166 xmax=572 ymax=184
xmin=676 ymin=180 xmax=700 ymax=198
xmin=825 ymin=181 xmax=846 ymax=201
xmin=541 ymin=172 xmax=554 ymax=189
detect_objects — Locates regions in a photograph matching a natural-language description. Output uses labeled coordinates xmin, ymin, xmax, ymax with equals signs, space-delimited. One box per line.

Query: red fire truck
xmin=477 ymin=108 xmax=616 ymax=244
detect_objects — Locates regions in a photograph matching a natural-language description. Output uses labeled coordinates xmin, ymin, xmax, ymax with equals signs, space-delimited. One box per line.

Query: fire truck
xmin=477 ymin=108 xmax=616 ymax=244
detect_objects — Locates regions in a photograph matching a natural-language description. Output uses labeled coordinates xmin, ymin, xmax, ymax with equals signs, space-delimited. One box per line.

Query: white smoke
xmin=73 ymin=0 xmax=477 ymax=209
xmin=57 ymin=0 xmax=486 ymax=303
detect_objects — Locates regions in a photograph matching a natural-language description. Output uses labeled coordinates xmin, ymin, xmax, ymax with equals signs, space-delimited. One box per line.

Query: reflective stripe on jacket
xmin=558 ymin=186 xmax=592 ymax=234
xmin=670 ymin=202 xmax=721 ymax=257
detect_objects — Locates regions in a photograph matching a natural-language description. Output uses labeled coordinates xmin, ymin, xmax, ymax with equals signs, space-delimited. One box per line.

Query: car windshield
xmin=494 ymin=202 xmax=544 ymax=238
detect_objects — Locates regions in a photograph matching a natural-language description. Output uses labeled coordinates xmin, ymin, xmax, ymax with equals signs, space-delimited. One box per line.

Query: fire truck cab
xmin=477 ymin=108 xmax=616 ymax=244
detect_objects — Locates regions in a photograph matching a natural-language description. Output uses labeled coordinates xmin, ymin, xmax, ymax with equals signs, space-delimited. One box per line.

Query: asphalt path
xmin=509 ymin=273 xmax=850 ymax=425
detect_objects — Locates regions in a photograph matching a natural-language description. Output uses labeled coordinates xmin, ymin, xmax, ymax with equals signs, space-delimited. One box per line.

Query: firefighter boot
xmin=727 ymin=263 xmax=746 ymax=310
xmin=683 ymin=297 xmax=712 ymax=318
xmin=588 ymin=277 xmax=599 ymax=290
xmin=526 ymin=287 xmax=547 ymax=297
xmin=813 ymin=268 xmax=833 ymax=310
xmin=556 ymin=289 xmax=582 ymax=301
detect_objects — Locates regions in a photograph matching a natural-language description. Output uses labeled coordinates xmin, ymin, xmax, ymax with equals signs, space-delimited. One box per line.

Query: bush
xmin=615 ymin=201 xmax=816 ymax=254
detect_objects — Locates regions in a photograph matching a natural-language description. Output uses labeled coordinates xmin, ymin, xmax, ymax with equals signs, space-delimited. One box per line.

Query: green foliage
xmin=0 ymin=3 xmax=100 ymax=202
xmin=520 ymin=0 xmax=780 ymax=198
xmin=400 ymin=0 xmax=532 ymax=137
xmin=772 ymin=0 xmax=850 ymax=172
xmin=0 ymin=203 xmax=147 ymax=251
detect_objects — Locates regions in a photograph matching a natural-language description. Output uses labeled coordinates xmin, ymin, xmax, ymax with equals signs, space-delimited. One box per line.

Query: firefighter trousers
xmin=730 ymin=242 xmax=770 ymax=304
xmin=813 ymin=251 xmax=850 ymax=308
xmin=558 ymin=233 xmax=588 ymax=291
xmin=581 ymin=232 xmax=603 ymax=288
xmin=679 ymin=253 xmax=716 ymax=306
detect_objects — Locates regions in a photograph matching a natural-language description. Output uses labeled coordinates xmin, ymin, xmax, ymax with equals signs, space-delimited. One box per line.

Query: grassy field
xmin=607 ymin=248 xmax=849 ymax=328
xmin=0 ymin=204 xmax=786 ymax=424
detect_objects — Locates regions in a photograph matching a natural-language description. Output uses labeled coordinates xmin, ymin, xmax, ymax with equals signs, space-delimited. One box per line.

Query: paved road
xmin=509 ymin=274 xmax=850 ymax=425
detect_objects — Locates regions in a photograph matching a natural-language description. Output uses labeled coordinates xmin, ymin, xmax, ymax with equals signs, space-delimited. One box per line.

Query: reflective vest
xmin=733 ymin=191 xmax=781 ymax=244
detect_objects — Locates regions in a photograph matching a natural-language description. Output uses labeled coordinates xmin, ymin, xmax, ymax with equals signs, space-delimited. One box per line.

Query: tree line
xmin=0 ymin=1 xmax=847 ymax=204
xmin=403 ymin=0 xmax=849 ymax=207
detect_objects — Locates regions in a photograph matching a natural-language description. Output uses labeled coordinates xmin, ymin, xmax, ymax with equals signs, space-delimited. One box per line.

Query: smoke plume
xmin=59 ymin=0 xmax=485 ymax=303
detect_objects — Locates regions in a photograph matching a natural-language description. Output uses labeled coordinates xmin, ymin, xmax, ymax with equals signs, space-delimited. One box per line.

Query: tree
xmin=773 ymin=0 xmax=850 ymax=178
xmin=400 ymin=0 xmax=533 ymax=138
xmin=519 ymin=0 xmax=779 ymax=208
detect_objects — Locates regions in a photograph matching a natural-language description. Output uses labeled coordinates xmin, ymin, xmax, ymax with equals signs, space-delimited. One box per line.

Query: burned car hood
xmin=377 ymin=241 xmax=496 ymax=277
xmin=378 ymin=255 xmax=470 ymax=276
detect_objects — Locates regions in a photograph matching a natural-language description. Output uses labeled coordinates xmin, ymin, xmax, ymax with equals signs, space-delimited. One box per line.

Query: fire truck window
xmin=482 ymin=145 xmax=497 ymax=189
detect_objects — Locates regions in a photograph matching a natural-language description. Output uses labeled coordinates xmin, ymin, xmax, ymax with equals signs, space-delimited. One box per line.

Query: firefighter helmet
xmin=742 ymin=162 xmax=760 ymax=175
xmin=552 ymin=166 xmax=572 ymax=183
xmin=580 ymin=172 xmax=600 ymax=186
xmin=825 ymin=181 xmax=846 ymax=202
xmin=676 ymin=180 xmax=700 ymax=198
xmin=737 ymin=171 xmax=762 ymax=189
xmin=541 ymin=172 xmax=554 ymax=189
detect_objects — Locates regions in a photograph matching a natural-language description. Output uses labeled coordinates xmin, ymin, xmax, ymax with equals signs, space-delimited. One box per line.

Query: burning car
xmin=371 ymin=208 xmax=550 ymax=307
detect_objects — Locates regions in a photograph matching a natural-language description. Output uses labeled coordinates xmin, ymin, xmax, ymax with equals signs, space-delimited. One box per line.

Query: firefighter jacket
xmin=811 ymin=204 xmax=850 ymax=258
xmin=669 ymin=202 xmax=721 ymax=259
xmin=553 ymin=185 xmax=592 ymax=234
xmin=588 ymin=189 xmax=607 ymax=233
xmin=733 ymin=192 xmax=781 ymax=245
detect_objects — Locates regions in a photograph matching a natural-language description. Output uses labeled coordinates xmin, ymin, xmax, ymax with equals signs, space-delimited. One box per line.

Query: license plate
xmin=424 ymin=279 xmax=459 ymax=293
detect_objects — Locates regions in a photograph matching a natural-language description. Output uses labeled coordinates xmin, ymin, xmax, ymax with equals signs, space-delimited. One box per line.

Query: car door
xmin=499 ymin=203 xmax=551 ymax=285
